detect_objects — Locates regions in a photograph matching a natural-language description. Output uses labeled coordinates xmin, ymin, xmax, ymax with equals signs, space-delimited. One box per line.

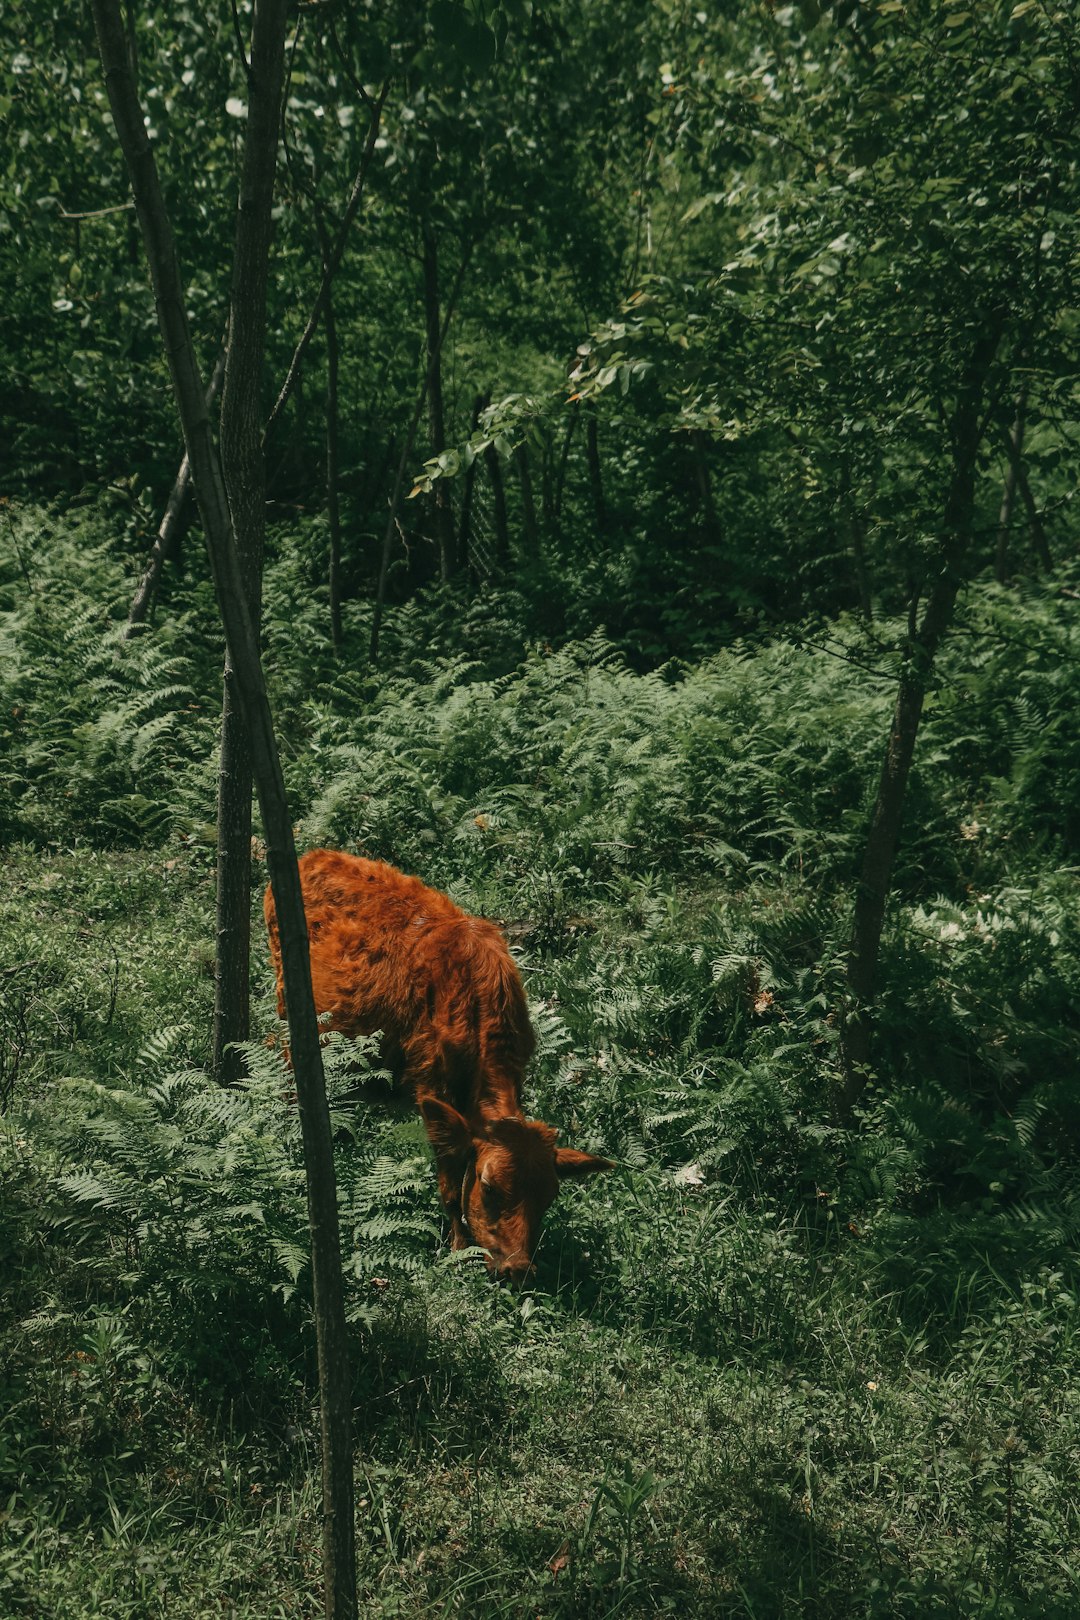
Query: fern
xmin=45 ymin=1043 xmax=438 ymax=1324
xmin=0 ymin=502 xmax=222 ymax=845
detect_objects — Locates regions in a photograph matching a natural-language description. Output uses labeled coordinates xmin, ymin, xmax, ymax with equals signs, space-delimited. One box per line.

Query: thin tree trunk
xmin=540 ymin=427 xmax=555 ymax=532
xmin=308 ymin=204 xmax=344 ymax=654
xmin=585 ymin=409 xmax=607 ymax=534
xmin=840 ymin=321 xmax=1004 ymax=1118
xmin=129 ymin=456 xmax=192 ymax=630
xmin=89 ymin=10 xmax=356 ymax=1616
xmin=126 ymin=351 xmax=226 ymax=637
xmin=692 ymin=428 xmax=719 ymax=544
xmin=994 ymin=397 xmax=1026 ymax=584
xmin=516 ymin=442 xmax=539 ymax=558
xmin=851 ymin=516 xmax=873 ymax=621
xmin=370 ymin=243 xmax=473 ymax=665
xmin=837 ymin=458 xmax=872 ymax=620
xmin=487 ymin=441 xmax=509 ymax=569
xmin=214 ymin=0 xmax=292 ymax=1088
xmin=291 ymin=362 xmax=307 ymax=489
xmin=456 ymin=391 xmax=488 ymax=575
xmin=325 ymin=288 xmax=344 ymax=655
xmin=214 ymin=687 xmax=252 ymax=1084
xmin=552 ymin=406 xmax=577 ymax=523
xmin=370 ymin=357 xmax=427 ymax=669
xmin=357 ymin=430 xmax=396 ymax=519
xmin=421 ymin=223 xmax=454 ymax=581
xmin=1013 ymin=445 xmax=1053 ymax=573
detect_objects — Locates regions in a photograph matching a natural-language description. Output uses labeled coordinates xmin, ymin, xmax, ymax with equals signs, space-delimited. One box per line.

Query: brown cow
xmin=264 ymin=848 xmax=612 ymax=1280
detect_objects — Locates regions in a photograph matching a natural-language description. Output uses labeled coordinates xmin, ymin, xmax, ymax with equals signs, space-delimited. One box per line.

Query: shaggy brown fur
xmin=265 ymin=849 xmax=611 ymax=1278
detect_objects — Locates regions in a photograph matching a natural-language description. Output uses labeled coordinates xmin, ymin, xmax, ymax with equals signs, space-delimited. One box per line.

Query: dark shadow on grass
xmin=354 ymin=1294 xmax=516 ymax=1462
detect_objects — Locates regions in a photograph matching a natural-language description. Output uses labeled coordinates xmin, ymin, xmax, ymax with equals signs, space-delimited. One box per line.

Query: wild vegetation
xmin=3 ymin=1 xmax=1080 ymax=1616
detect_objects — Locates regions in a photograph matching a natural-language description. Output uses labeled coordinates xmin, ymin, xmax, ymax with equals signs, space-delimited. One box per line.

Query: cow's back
xmin=264 ymin=849 xmax=535 ymax=1115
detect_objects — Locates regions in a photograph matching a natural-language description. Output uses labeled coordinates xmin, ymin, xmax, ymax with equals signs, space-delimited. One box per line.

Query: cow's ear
xmin=555 ymin=1146 xmax=614 ymax=1180
xmin=419 ymin=1095 xmax=471 ymax=1159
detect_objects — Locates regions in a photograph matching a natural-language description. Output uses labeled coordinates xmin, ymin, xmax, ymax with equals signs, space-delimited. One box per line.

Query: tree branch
xmin=125 ymin=348 xmax=226 ymax=638
xmin=230 ymin=0 xmax=251 ymax=79
xmin=266 ymin=80 xmax=389 ymax=437
xmin=59 ymin=201 xmax=134 ymax=220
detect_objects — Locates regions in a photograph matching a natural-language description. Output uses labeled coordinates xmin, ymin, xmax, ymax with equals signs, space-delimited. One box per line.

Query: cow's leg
xmin=413 ymin=1084 xmax=474 ymax=1250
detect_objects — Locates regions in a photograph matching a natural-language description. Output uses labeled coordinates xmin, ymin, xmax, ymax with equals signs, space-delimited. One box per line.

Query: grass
xmin=2 ymin=844 xmax=1078 ymax=1620
xmin=4 ymin=1250 xmax=1077 ymax=1617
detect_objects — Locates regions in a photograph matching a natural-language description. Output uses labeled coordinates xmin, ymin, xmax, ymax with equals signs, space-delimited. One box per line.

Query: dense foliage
xmin=6 ymin=2 xmax=1075 ymax=647
xmin=2 ymin=0 xmax=1079 ymax=1614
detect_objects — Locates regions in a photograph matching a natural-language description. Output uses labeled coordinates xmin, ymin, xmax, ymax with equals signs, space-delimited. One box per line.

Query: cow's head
xmin=420 ymin=1097 xmax=613 ymax=1281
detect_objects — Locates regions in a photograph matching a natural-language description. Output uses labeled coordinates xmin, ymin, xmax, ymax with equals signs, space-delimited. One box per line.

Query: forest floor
xmin=2 ymin=839 xmax=1078 ymax=1620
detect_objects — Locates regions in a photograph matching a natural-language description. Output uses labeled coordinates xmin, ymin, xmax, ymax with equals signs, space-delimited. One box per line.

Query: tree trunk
xmin=994 ymin=397 xmax=1026 ymax=584
xmin=456 ymin=392 xmax=488 ymax=575
xmin=540 ymin=427 xmax=555 ymax=532
xmin=585 ymin=409 xmax=607 ymax=534
xmin=840 ymin=320 xmax=1004 ymax=1118
xmin=129 ymin=455 xmax=193 ymax=631
xmin=90 ymin=8 xmax=357 ymax=1615
xmin=356 ymin=425 xmax=396 ymax=520
xmin=370 ymin=244 xmax=473 ymax=666
xmin=836 ymin=458 xmax=872 ymax=621
xmin=214 ymin=0 xmax=291 ymax=1088
xmin=1013 ymin=447 xmax=1053 ymax=573
xmin=691 ymin=428 xmax=719 ymax=545
xmin=552 ymin=406 xmax=577 ymax=524
xmin=325 ymin=287 xmax=344 ymax=655
xmin=516 ymin=442 xmax=539 ymax=559
xmin=851 ymin=516 xmax=873 ymax=621
xmin=126 ymin=351 xmax=226 ymax=637
xmin=421 ymin=223 xmax=455 ymax=582
xmin=487 ymin=442 xmax=510 ymax=568
xmin=214 ymin=686 xmax=252 ymax=1083
xmin=371 ymin=356 xmax=429 ymax=669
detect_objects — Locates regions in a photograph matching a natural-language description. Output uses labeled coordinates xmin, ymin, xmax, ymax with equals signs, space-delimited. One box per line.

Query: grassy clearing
xmin=2 ymin=841 xmax=1078 ymax=1619
xmin=6 ymin=1201 xmax=1079 ymax=1620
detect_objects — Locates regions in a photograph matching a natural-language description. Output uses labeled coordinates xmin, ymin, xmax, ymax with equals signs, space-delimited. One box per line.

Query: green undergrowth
xmin=2 ymin=503 xmax=1080 ymax=1614
xmin=3 ymin=834 xmax=1078 ymax=1616
xmin=3 ymin=1085 xmax=1078 ymax=1619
